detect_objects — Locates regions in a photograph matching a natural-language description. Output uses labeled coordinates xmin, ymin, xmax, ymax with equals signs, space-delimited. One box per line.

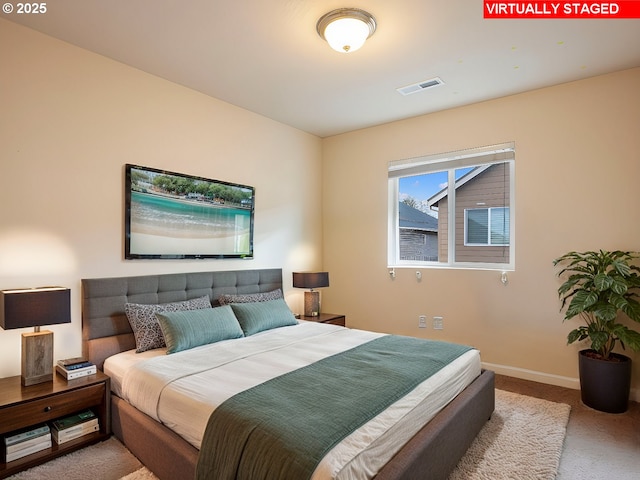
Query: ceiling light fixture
xmin=316 ymin=8 xmax=377 ymax=53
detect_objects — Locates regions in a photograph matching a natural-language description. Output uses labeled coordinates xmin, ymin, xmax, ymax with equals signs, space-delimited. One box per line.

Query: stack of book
xmin=55 ymin=357 xmax=96 ymax=380
xmin=2 ymin=424 xmax=51 ymax=462
xmin=50 ymin=410 xmax=99 ymax=445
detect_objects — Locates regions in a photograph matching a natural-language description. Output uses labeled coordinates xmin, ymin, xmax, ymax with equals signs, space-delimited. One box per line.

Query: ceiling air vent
xmin=396 ymin=77 xmax=444 ymax=96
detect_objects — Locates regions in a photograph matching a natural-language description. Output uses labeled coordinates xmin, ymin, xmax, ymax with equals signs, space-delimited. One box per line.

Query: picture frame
xmin=125 ymin=164 xmax=255 ymax=259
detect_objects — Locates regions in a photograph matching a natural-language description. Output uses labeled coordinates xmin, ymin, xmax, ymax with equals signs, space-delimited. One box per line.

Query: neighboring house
xmin=398 ymin=202 xmax=438 ymax=261
xmin=428 ymin=163 xmax=510 ymax=264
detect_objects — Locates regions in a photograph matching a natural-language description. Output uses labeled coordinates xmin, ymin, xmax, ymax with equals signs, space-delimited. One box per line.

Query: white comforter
xmin=105 ymin=321 xmax=481 ymax=480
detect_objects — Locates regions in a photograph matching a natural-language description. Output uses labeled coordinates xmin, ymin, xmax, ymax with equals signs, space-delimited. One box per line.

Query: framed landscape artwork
xmin=125 ymin=164 xmax=255 ymax=259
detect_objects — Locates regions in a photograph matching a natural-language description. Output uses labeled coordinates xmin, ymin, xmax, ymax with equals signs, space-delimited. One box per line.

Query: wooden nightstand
xmin=300 ymin=313 xmax=346 ymax=327
xmin=0 ymin=371 xmax=111 ymax=478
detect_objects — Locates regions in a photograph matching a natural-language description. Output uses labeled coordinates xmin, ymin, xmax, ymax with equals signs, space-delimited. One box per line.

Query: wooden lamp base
xmin=304 ymin=291 xmax=320 ymax=317
xmin=21 ymin=330 xmax=54 ymax=386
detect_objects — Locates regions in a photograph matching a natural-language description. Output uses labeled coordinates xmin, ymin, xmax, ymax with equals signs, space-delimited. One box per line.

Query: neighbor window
xmin=465 ymin=207 xmax=510 ymax=246
xmin=388 ymin=143 xmax=515 ymax=270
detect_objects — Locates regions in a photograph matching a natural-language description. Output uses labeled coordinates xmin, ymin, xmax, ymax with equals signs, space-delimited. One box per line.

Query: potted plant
xmin=554 ymin=250 xmax=640 ymax=413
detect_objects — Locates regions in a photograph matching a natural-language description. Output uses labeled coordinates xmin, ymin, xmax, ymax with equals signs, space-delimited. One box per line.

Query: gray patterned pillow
xmin=218 ymin=288 xmax=283 ymax=306
xmin=125 ymin=295 xmax=211 ymax=353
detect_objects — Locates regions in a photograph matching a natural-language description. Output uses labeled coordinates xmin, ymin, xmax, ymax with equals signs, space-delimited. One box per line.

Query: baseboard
xmin=482 ymin=362 xmax=640 ymax=403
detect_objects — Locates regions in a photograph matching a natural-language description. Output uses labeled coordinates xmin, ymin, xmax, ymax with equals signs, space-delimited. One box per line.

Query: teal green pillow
xmin=156 ymin=306 xmax=244 ymax=354
xmin=230 ymin=299 xmax=298 ymax=336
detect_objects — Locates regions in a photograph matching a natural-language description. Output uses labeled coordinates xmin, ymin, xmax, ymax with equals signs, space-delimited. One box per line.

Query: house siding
xmin=400 ymin=229 xmax=438 ymax=261
xmin=438 ymin=163 xmax=510 ymax=264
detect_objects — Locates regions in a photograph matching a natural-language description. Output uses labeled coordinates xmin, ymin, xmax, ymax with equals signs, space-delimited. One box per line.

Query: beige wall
xmin=322 ymin=68 xmax=640 ymax=398
xmin=0 ymin=19 xmax=323 ymax=378
xmin=2 ymin=18 xmax=640 ymax=400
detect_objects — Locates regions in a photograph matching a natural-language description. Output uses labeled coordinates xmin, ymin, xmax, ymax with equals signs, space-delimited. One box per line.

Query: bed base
xmin=110 ymin=370 xmax=494 ymax=480
xmin=375 ymin=369 xmax=494 ymax=480
xmin=111 ymin=395 xmax=199 ymax=479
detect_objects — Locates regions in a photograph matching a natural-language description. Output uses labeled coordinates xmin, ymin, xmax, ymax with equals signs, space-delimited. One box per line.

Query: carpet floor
xmin=7 ymin=389 xmax=570 ymax=480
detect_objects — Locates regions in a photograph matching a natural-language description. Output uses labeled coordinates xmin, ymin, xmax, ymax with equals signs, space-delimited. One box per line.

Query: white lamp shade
xmin=324 ymin=17 xmax=370 ymax=53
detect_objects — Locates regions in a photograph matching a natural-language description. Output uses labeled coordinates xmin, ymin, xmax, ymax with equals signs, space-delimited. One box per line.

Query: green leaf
xmin=613 ymin=326 xmax=640 ymax=352
xmin=621 ymin=299 xmax=640 ymax=323
xmin=612 ymin=259 xmax=632 ymax=277
xmin=609 ymin=276 xmax=628 ymax=295
xmin=593 ymin=303 xmax=617 ymax=322
xmin=594 ymin=273 xmax=613 ymax=291
xmin=565 ymin=292 xmax=589 ymax=318
xmin=608 ymin=293 xmax=628 ymax=311
xmin=589 ymin=330 xmax=609 ymax=353
xmin=567 ymin=329 xmax=585 ymax=344
xmin=583 ymin=291 xmax=599 ymax=308
xmin=557 ymin=276 xmax=582 ymax=296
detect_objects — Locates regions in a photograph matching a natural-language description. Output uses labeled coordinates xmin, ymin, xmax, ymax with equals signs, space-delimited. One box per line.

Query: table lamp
xmin=0 ymin=287 xmax=71 ymax=386
xmin=292 ymin=272 xmax=329 ymax=317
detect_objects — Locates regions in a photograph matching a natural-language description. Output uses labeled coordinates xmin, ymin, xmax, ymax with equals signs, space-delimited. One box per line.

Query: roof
xmin=399 ymin=202 xmax=438 ymax=232
xmin=427 ymin=165 xmax=491 ymax=207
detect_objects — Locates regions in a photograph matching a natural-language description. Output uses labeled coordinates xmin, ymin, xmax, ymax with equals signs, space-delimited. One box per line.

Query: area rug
xmin=449 ymin=389 xmax=571 ymax=480
xmin=6 ymin=437 xmax=142 ymax=480
xmin=120 ymin=467 xmax=158 ymax=480
xmin=8 ymin=390 xmax=570 ymax=480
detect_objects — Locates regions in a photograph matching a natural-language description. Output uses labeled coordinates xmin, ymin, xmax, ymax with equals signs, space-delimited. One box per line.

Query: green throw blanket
xmin=195 ymin=335 xmax=472 ymax=480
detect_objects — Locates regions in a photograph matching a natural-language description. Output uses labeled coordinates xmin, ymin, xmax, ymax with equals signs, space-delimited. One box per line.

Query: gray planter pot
xmin=578 ymin=349 xmax=632 ymax=413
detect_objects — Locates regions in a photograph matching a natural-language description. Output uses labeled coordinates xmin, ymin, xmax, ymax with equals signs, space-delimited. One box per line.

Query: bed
xmin=82 ymin=268 xmax=494 ymax=480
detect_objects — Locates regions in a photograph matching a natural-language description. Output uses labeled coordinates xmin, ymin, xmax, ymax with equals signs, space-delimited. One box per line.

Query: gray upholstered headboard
xmin=81 ymin=268 xmax=282 ymax=369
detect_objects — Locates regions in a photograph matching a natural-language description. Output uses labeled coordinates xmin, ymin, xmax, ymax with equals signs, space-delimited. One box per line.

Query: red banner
xmin=484 ymin=1 xmax=640 ymax=18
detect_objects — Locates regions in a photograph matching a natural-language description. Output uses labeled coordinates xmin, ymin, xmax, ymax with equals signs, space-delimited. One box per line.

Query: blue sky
xmin=399 ymin=173 xmax=446 ymax=202
xmin=398 ymin=168 xmax=474 ymax=203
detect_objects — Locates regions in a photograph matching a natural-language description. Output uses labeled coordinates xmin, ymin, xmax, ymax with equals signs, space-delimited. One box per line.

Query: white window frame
xmin=388 ymin=142 xmax=515 ymax=271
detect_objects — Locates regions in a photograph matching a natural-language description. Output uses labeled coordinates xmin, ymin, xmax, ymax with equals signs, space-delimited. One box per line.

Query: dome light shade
xmin=317 ymin=8 xmax=377 ymax=53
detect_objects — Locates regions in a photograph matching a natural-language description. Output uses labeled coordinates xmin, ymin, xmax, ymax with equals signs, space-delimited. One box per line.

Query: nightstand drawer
xmin=0 ymin=383 xmax=104 ymax=435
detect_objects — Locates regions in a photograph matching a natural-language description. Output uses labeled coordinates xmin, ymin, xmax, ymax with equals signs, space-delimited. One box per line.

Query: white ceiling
xmin=6 ymin=1 xmax=640 ymax=137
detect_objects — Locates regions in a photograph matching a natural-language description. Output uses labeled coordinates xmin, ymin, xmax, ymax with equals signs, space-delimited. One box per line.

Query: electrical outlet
xmin=418 ymin=315 xmax=427 ymax=328
xmin=433 ymin=316 xmax=443 ymax=330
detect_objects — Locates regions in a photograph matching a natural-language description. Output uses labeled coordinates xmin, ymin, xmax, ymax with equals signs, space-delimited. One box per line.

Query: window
xmin=465 ymin=207 xmax=510 ymax=246
xmin=388 ymin=143 xmax=515 ymax=270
